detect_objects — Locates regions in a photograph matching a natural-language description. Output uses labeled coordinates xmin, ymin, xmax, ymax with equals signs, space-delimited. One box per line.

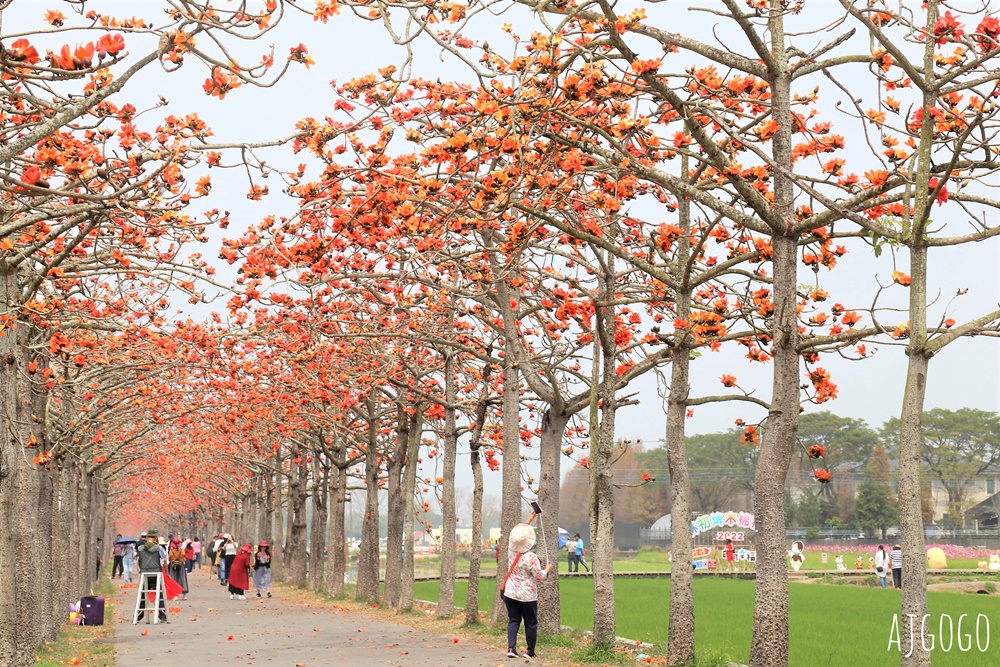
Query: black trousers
xmin=503 ymin=595 xmax=538 ymax=654
xmin=892 ymin=567 xmax=902 ymax=589
xmin=112 ymin=555 xmax=124 ymax=578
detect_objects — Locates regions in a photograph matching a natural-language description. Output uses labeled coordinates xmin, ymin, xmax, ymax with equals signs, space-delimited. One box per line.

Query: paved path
xmin=113 ymin=568 xmax=535 ymax=666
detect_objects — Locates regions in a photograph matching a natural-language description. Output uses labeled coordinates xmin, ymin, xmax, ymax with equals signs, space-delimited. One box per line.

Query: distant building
xmin=927 ymin=467 xmax=1000 ymax=527
xmin=799 ymin=462 xmax=1000 ymax=528
xmin=964 ymin=492 xmax=1000 ymax=529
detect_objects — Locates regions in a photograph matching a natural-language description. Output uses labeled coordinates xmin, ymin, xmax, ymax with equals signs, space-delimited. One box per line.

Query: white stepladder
xmin=132 ymin=571 xmax=169 ymax=625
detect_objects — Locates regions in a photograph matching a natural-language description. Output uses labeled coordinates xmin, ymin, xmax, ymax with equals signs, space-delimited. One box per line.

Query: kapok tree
xmin=820 ymin=5 xmax=1000 ymax=663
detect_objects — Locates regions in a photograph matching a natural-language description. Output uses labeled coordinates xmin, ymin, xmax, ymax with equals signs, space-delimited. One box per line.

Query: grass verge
xmin=35 ymin=577 xmax=116 ymax=667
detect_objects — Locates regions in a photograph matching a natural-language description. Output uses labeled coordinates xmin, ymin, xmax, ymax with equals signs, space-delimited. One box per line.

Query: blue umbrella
xmin=557 ymin=528 xmax=569 ymax=549
xmin=115 ymin=537 xmax=138 ymax=545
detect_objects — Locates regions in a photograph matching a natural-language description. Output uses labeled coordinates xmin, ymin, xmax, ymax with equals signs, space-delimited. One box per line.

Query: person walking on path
xmin=253 ymin=541 xmax=272 ymax=598
xmin=229 ymin=543 xmax=253 ymax=600
xmin=112 ymin=534 xmax=125 ymax=578
xmin=121 ymin=540 xmax=136 ymax=583
xmin=890 ymin=544 xmax=903 ymax=589
xmin=723 ymin=538 xmax=736 ymax=573
xmin=574 ymin=534 xmax=590 ymax=573
xmin=184 ymin=539 xmax=196 ymax=573
xmin=95 ymin=537 xmax=104 ymax=581
xmin=215 ymin=547 xmax=225 ymax=584
xmin=167 ymin=538 xmax=189 ymax=600
xmin=192 ymin=537 xmax=203 ymax=569
xmin=874 ymin=545 xmax=889 ymax=589
xmin=207 ymin=536 xmax=218 ymax=574
xmin=222 ymin=535 xmax=238 ymax=586
xmin=135 ymin=530 xmax=168 ymax=623
xmin=565 ymin=534 xmax=578 ymax=572
xmin=208 ymin=534 xmax=223 ymax=578
xmin=501 ymin=512 xmax=552 ymax=660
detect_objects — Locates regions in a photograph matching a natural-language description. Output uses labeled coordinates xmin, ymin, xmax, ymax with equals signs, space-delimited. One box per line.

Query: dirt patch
xmin=926 ymin=581 xmax=998 ymax=595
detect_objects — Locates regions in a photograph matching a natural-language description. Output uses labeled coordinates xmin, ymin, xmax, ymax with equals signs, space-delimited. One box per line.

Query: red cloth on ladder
xmin=146 ymin=568 xmax=183 ymax=604
xmin=163 ymin=566 xmax=184 ymax=600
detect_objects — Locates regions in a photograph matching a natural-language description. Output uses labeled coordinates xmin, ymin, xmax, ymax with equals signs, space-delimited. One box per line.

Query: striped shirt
xmin=890 ymin=548 xmax=902 ymax=569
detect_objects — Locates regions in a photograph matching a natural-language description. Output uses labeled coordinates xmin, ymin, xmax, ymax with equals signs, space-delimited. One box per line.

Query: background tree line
xmin=560 ymin=409 xmax=1000 ymax=536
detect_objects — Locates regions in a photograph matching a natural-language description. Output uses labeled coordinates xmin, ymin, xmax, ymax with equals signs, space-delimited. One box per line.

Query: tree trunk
xmin=591 ymin=258 xmax=618 ymax=647
xmin=356 ymin=413 xmax=382 ymax=604
xmin=749 ymin=233 xmax=799 ymax=667
xmin=235 ymin=496 xmax=245 ymax=545
xmin=0 ymin=269 xmax=20 ymax=665
xmin=243 ymin=492 xmax=252 ymax=542
xmin=36 ymin=463 xmax=54 ymax=639
xmin=536 ymin=408 xmax=567 ymax=635
xmin=465 ymin=355 xmax=494 ymax=626
xmin=384 ymin=403 xmax=409 ymax=608
xmin=272 ymin=453 xmax=285 ymax=582
xmin=31 ymin=348 xmax=55 ymax=641
xmin=66 ymin=460 xmax=82 ymax=608
xmin=895 ymin=13 xmax=940 ymax=657
xmin=898 ymin=242 xmax=931 ymax=667
xmin=493 ymin=355 xmax=522 ymax=624
xmin=76 ymin=472 xmax=91 ymax=594
xmin=52 ymin=461 xmax=72 ymax=639
xmin=308 ymin=459 xmax=329 ymax=592
xmin=88 ymin=475 xmax=107 ymax=586
xmin=399 ymin=409 xmax=423 ymax=612
xmin=326 ymin=464 xmax=348 ymax=598
xmin=93 ymin=482 xmax=109 ymax=582
xmin=437 ymin=352 xmax=458 ymax=618
xmin=749 ymin=9 xmax=797 ymax=665
xmin=262 ymin=470 xmax=274 ymax=545
xmin=0 ymin=267 xmax=46 ymax=667
xmin=666 ymin=155 xmax=695 ymax=666
xmin=286 ymin=455 xmax=309 ymax=588
xmin=467 ymin=439 xmax=486 ymax=625
xmin=249 ymin=473 xmax=264 ymax=551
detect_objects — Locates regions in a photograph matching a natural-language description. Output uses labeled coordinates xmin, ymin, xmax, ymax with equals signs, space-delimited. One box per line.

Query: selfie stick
xmin=531 ymin=501 xmax=551 ymax=566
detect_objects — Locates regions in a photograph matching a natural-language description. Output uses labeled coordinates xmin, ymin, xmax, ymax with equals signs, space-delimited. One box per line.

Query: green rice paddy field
xmin=416 ymin=550 xmax=986 ymax=576
xmin=412 ymin=577 xmax=1000 ymax=666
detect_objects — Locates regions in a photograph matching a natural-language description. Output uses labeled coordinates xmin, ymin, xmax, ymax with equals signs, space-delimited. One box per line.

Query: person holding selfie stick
xmin=501 ymin=507 xmax=552 ymax=660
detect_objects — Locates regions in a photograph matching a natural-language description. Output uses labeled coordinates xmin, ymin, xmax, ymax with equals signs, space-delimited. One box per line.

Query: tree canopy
xmin=2 ymin=3 xmax=1000 ymax=667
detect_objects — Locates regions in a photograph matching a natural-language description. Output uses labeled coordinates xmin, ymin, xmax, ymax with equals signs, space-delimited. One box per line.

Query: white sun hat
xmin=509 ymin=523 xmax=537 ymax=554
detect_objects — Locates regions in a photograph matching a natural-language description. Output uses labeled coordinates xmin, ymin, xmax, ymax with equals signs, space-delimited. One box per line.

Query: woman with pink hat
xmin=253 ymin=541 xmax=272 ymax=598
xmin=501 ymin=510 xmax=552 ymax=660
